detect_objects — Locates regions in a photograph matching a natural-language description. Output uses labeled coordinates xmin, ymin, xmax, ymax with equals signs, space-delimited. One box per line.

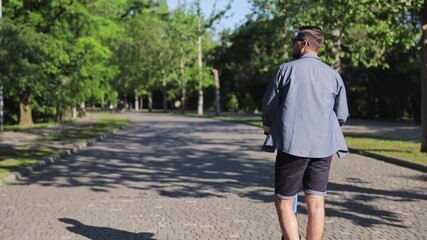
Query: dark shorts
xmin=275 ymin=151 xmax=333 ymax=199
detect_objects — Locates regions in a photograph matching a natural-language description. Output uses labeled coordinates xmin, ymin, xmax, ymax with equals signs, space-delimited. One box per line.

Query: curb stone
xmin=349 ymin=147 xmax=427 ymax=173
xmin=0 ymin=126 xmax=126 ymax=187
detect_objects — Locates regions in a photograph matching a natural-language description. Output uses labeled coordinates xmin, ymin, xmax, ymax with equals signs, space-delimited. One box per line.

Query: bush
xmin=226 ymin=93 xmax=239 ymax=112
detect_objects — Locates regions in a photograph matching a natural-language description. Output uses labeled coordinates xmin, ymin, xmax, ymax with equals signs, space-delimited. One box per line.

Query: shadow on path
xmin=21 ymin=118 xmax=275 ymax=202
xmin=296 ymin=179 xmax=425 ymax=229
xmin=18 ymin=113 xmax=427 ymax=229
xmin=59 ymin=218 xmax=155 ymax=240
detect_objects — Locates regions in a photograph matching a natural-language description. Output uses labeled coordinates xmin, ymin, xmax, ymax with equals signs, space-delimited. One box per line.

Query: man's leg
xmin=302 ymin=155 xmax=332 ymax=240
xmin=304 ymin=194 xmax=325 ymax=240
xmin=275 ymin=151 xmax=309 ymax=240
xmin=275 ymin=197 xmax=299 ymax=240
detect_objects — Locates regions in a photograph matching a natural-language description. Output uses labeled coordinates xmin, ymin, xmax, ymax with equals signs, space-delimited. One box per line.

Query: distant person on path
xmin=262 ymin=26 xmax=349 ymax=240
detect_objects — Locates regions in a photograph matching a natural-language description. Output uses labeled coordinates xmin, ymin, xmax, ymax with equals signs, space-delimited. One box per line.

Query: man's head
xmin=292 ymin=26 xmax=325 ymax=59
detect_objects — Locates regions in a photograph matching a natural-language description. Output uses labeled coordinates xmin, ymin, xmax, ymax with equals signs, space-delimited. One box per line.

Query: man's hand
xmin=263 ymin=126 xmax=271 ymax=134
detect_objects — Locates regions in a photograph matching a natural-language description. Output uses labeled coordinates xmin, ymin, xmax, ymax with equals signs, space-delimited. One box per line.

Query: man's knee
xmin=305 ymin=194 xmax=325 ymax=212
xmin=275 ymin=197 xmax=296 ymax=211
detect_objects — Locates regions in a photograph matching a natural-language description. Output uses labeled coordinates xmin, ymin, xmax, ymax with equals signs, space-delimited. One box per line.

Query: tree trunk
xmin=213 ymin=69 xmax=221 ymax=115
xmin=180 ymin=55 xmax=186 ymax=114
xmin=198 ymin=82 xmax=203 ymax=115
xmin=181 ymin=86 xmax=186 ymax=114
xmin=148 ymin=92 xmax=153 ymax=112
xmin=135 ymin=95 xmax=139 ymax=111
xmin=73 ymin=106 xmax=77 ymax=119
xmin=162 ymin=86 xmax=167 ymax=112
xmin=56 ymin=104 xmax=61 ymax=122
xmin=19 ymin=97 xmax=33 ymax=126
xmin=63 ymin=107 xmax=73 ymax=119
xmin=421 ymin=0 xmax=427 ymax=152
xmin=160 ymin=55 xmax=168 ymax=113
xmin=331 ymin=28 xmax=342 ymax=72
xmin=197 ymin=3 xmax=204 ymax=116
xmin=0 ymin=86 xmax=4 ymax=131
xmin=80 ymin=102 xmax=86 ymax=116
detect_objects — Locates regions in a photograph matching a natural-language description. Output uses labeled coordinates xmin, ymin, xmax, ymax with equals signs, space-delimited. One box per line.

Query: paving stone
xmin=0 ymin=112 xmax=425 ymax=239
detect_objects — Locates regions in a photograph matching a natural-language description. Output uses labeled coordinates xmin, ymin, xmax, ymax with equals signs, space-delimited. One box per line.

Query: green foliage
xmin=1 ymin=0 xmax=124 ymax=123
xmin=0 ymin=17 xmax=51 ymax=112
xmin=211 ymin=18 xmax=286 ymax=112
xmin=0 ymin=0 xmax=422 ymax=124
xmin=251 ymin=0 xmax=422 ymax=69
xmin=114 ymin=9 xmax=168 ymax=96
xmin=226 ymin=93 xmax=239 ymax=112
xmin=212 ymin=0 xmax=423 ymax=120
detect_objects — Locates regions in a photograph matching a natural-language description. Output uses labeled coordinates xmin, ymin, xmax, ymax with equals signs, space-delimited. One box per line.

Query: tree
xmin=211 ymin=19 xmax=286 ymax=112
xmin=165 ymin=4 xmax=198 ymax=113
xmin=212 ymin=0 xmax=422 ymax=115
xmin=0 ymin=0 xmax=122 ymax=124
xmin=53 ymin=1 xmax=122 ymax=118
xmin=111 ymin=0 xmax=175 ymax=112
xmin=194 ymin=0 xmax=230 ymax=115
xmin=251 ymin=0 xmax=421 ymax=69
xmin=0 ymin=19 xmax=51 ymax=125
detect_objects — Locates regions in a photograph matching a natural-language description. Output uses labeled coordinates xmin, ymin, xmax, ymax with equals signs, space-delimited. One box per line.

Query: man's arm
xmin=261 ymin=68 xmax=282 ymax=129
xmin=334 ymin=81 xmax=349 ymax=126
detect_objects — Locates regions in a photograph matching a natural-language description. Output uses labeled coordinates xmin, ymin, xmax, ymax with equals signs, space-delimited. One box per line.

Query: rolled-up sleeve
xmin=334 ymin=81 xmax=349 ymax=126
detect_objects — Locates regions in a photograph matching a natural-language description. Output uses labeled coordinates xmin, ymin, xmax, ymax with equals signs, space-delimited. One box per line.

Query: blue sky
xmin=165 ymin=0 xmax=252 ymax=32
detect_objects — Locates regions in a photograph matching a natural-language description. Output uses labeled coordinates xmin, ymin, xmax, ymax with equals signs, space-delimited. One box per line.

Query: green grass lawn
xmin=344 ymin=133 xmax=426 ymax=165
xmin=0 ymin=113 xmax=128 ymax=178
xmin=187 ymin=113 xmax=427 ymax=165
xmin=34 ymin=113 xmax=128 ymax=142
xmin=0 ymin=146 xmax=59 ymax=177
xmin=4 ymin=120 xmax=73 ymax=132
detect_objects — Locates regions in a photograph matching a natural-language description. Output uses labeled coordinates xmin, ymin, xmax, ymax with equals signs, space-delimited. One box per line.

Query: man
xmin=262 ymin=26 xmax=349 ymax=240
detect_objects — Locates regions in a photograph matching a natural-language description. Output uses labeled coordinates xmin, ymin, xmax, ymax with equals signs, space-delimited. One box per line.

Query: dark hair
xmin=297 ymin=26 xmax=324 ymax=51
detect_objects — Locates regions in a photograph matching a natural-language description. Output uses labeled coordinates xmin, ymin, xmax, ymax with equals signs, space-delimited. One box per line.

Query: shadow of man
xmin=59 ymin=218 xmax=155 ymax=240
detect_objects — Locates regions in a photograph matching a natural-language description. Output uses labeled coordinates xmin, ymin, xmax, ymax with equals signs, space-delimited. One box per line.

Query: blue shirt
xmin=262 ymin=53 xmax=349 ymax=158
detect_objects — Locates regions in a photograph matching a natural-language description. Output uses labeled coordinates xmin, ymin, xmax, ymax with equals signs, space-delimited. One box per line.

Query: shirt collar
xmin=300 ymin=53 xmax=320 ymax=60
